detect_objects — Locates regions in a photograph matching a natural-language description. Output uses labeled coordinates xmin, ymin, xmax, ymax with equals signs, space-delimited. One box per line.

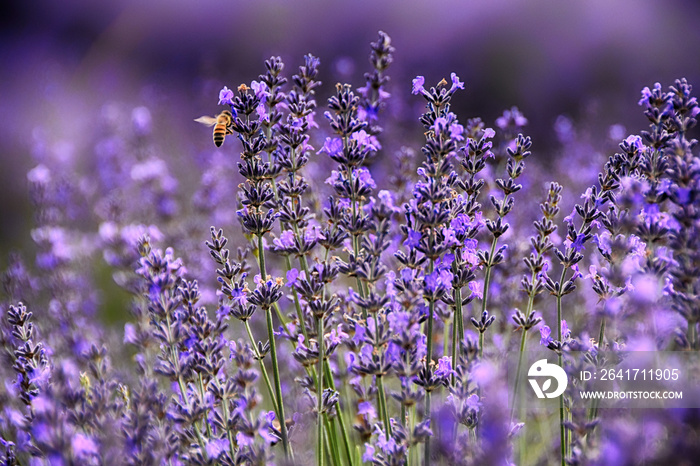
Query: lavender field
xmin=1 ymin=1 xmax=700 ymax=465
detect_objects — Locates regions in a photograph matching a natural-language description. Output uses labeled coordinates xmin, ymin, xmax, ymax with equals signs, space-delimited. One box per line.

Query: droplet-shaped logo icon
xmin=528 ymin=359 xmax=568 ymax=398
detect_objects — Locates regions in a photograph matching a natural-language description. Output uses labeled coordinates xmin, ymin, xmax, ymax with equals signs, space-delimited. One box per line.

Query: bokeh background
xmin=2 ymin=0 xmax=700 ymax=263
xmin=1 ymin=2 xmax=700 ymax=464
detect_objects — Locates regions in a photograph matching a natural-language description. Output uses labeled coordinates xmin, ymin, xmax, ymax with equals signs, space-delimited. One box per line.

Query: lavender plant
xmin=2 ymin=31 xmax=700 ymax=466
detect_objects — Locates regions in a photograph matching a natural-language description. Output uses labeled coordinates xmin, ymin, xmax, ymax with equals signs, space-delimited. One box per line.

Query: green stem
xmin=424 ymin=252 xmax=435 ymax=466
xmin=317 ymin=314 xmax=325 ymax=466
xmin=250 ymin=241 xmax=290 ymax=344
xmin=306 ymin=362 xmax=342 ymax=466
xmin=510 ymin=329 xmax=528 ymax=422
xmin=377 ymin=375 xmax=391 ymax=439
xmin=284 ymin=255 xmax=309 ymax=340
xmin=559 ymin=353 xmax=565 ymax=466
xmin=324 ymin=362 xmax=354 ymax=466
xmin=267 ymin=305 xmax=290 ymax=459
xmin=271 ymin=300 xmax=294 ymax=342
xmin=348 ymin=164 xmax=369 ymax=317
xmin=688 ymin=320 xmax=697 ymax=350
xmin=321 ymin=422 xmax=333 ymax=466
xmin=306 ymin=229 xmax=352 ymax=466
xmin=477 ymin=237 xmax=498 ymax=364
xmin=451 ymin=253 xmax=463 ymax=384
xmin=457 ymin=307 xmax=465 ymax=350
xmin=222 ymin=396 xmax=237 ymax=460
xmin=258 ymin=234 xmax=290 ymax=460
xmin=244 ymin=321 xmax=277 ymax=410
xmin=511 ymin=271 xmax=538 ymax=422
xmin=481 ymin=237 xmax=498 ymax=316
xmin=588 ymin=317 xmax=606 ymax=423
xmin=443 ymin=318 xmax=450 ymax=357
xmin=326 ymin=417 xmax=341 ymax=466
xmin=557 ymin=266 xmax=567 ymax=466
xmin=478 ymin=331 xmax=484 ymax=360
xmin=452 ymin=310 xmax=461 ymax=368
xmin=253 ymin=250 xmax=294 ymax=348
xmin=403 ymin=346 xmax=411 ymax=429
xmin=408 ymin=403 xmax=417 ymax=466
xmin=401 ymin=402 xmax=407 ymax=431
xmin=258 ymin=241 xmax=345 ymax=464
xmin=424 ymin=390 xmax=432 ymax=464
xmin=280 ymin=242 xmax=351 ymax=464
xmin=198 ymin=374 xmax=213 ymax=437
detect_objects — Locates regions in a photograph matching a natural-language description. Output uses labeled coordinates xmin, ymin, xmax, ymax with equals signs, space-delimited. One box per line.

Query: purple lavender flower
xmin=540 ymin=325 xmax=552 ymax=346
xmin=71 ymin=433 xmax=99 ymax=458
xmin=218 ymin=86 xmax=234 ymax=105
xmin=358 ymin=401 xmax=377 ymax=420
xmin=403 ymin=229 xmax=422 ymax=249
xmin=449 ymin=72 xmax=465 ymax=93
xmin=434 ymin=356 xmax=454 ymax=379
xmin=561 ymin=320 xmax=571 ymax=340
xmin=466 ymin=394 xmax=481 ymax=412
xmin=412 ymin=76 xmax=426 ymax=95
xmin=568 ymin=232 xmax=585 ymax=252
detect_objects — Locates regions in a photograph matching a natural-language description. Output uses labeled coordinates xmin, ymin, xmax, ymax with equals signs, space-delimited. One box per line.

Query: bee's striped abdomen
xmin=213 ymin=110 xmax=232 ymax=147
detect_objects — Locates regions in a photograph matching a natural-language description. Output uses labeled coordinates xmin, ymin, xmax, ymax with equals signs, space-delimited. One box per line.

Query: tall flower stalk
xmin=511 ymin=181 xmax=561 ymax=421
xmin=541 ymin=153 xmax=620 ymax=464
xmin=638 ymin=80 xmax=700 ymax=349
xmin=226 ymin=82 xmax=292 ymax=459
xmin=409 ymin=73 xmax=466 ymax=464
xmin=476 ymin=133 xmax=531 ymax=357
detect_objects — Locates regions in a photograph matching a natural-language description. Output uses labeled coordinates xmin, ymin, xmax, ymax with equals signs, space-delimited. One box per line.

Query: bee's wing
xmin=194 ymin=116 xmax=217 ymax=126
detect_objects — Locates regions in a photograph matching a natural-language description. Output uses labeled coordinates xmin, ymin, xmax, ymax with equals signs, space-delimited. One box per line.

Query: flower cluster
xmin=2 ymin=31 xmax=700 ymax=466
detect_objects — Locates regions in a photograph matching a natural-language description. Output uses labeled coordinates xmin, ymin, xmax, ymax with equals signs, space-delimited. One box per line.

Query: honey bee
xmin=194 ymin=110 xmax=233 ymax=147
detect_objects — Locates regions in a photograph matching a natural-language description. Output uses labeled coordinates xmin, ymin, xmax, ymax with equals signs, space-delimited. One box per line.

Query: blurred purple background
xmin=2 ymin=0 xmax=700 ymax=262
